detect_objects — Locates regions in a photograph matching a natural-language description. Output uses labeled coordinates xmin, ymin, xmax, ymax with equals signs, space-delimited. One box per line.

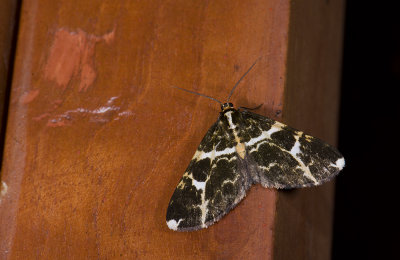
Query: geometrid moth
xmin=166 ymin=60 xmax=345 ymax=231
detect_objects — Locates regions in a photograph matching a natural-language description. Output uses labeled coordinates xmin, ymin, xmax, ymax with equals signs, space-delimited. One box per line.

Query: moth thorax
xmin=221 ymin=102 xmax=234 ymax=111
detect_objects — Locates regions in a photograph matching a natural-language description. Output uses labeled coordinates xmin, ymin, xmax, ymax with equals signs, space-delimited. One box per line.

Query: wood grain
xmin=0 ymin=0 xmax=344 ymax=259
xmin=275 ymin=0 xmax=345 ymax=259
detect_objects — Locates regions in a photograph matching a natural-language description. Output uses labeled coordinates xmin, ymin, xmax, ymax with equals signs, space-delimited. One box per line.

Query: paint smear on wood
xmin=0 ymin=182 xmax=8 ymax=203
xmin=43 ymin=27 xmax=115 ymax=92
xmin=20 ymin=89 xmax=40 ymax=104
xmin=43 ymin=96 xmax=134 ymax=127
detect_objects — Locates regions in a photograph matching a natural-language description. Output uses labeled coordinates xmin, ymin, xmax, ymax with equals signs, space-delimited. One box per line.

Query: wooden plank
xmin=274 ymin=0 xmax=345 ymax=259
xmin=0 ymin=1 xmax=287 ymax=259
xmin=0 ymin=0 xmax=344 ymax=259
xmin=0 ymin=0 xmax=19 ymax=150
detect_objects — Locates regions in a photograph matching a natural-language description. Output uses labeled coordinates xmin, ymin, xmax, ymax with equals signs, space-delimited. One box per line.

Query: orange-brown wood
xmin=0 ymin=0 xmax=344 ymax=259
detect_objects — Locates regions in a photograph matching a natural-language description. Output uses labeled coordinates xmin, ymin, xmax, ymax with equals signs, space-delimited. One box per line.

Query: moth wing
xmin=166 ymin=119 xmax=251 ymax=231
xmin=240 ymin=110 xmax=345 ymax=188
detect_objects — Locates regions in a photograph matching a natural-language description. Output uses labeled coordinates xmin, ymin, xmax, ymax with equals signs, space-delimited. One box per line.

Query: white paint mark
xmin=92 ymin=106 xmax=119 ymax=114
xmin=66 ymin=106 xmax=120 ymax=115
xmin=117 ymin=111 xmax=134 ymax=117
xmin=167 ymin=219 xmax=183 ymax=230
xmin=107 ymin=96 xmax=119 ymax=105
xmin=44 ymin=96 xmax=137 ymax=124
xmin=0 ymin=181 xmax=8 ymax=203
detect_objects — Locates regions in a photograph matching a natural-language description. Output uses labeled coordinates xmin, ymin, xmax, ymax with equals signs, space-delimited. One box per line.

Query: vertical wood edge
xmin=0 ymin=1 xmax=36 ymax=257
xmin=273 ymin=0 xmax=345 ymax=259
xmin=0 ymin=0 xmax=19 ymax=154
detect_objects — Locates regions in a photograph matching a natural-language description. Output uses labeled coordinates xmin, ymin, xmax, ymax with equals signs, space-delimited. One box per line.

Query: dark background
xmin=333 ymin=1 xmax=400 ymax=259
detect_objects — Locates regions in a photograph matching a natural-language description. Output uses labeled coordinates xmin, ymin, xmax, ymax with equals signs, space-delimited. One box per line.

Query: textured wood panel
xmin=0 ymin=0 xmax=290 ymax=259
xmin=274 ymin=0 xmax=345 ymax=259
xmin=0 ymin=0 xmax=344 ymax=259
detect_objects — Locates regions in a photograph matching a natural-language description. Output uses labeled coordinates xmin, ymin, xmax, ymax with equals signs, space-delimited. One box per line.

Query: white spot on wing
xmin=167 ymin=219 xmax=183 ymax=230
xmin=192 ymin=179 xmax=206 ymax=190
xmin=332 ymin=157 xmax=345 ymax=170
xmin=289 ymin=136 xmax=301 ymax=156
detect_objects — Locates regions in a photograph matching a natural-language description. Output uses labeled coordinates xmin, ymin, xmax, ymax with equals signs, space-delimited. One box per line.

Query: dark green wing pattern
xmin=166 ymin=117 xmax=252 ymax=231
xmin=240 ymin=110 xmax=345 ymax=189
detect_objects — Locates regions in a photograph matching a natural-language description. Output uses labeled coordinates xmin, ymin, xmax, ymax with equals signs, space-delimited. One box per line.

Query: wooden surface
xmin=0 ymin=0 xmax=18 ymax=146
xmin=0 ymin=0 xmax=344 ymax=259
xmin=274 ymin=1 xmax=345 ymax=259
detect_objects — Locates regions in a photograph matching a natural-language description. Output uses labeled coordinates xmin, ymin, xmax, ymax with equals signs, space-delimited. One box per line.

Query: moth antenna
xmin=226 ymin=57 xmax=261 ymax=102
xmin=171 ymin=85 xmax=223 ymax=105
xmin=237 ymin=103 xmax=263 ymax=111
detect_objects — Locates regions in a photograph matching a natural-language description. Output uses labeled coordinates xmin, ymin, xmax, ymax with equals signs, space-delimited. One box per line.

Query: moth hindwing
xmin=166 ymin=103 xmax=345 ymax=231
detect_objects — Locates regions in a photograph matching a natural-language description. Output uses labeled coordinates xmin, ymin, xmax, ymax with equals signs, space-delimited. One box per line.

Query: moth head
xmin=221 ymin=102 xmax=234 ymax=111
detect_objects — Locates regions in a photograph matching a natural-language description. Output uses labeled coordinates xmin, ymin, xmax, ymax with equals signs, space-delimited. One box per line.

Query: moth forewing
xmin=166 ymin=106 xmax=345 ymax=231
xmin=167 ymin=60 xmax=344 ymax=231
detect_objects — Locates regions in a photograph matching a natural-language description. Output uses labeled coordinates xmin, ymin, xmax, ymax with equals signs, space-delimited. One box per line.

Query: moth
xmin=166 ymin=60 xmax=345 ymax=231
